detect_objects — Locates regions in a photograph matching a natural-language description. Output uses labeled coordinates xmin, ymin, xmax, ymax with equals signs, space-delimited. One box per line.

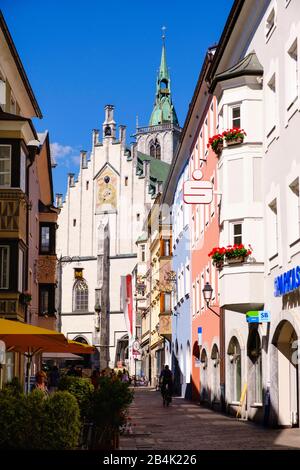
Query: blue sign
xmin=246 ymin=311 xmax=271 ymax=323
xmin=274 ymin=266 xmax=300 ymax=297
xmin=198 ymin=327 xmax=202 ymax=347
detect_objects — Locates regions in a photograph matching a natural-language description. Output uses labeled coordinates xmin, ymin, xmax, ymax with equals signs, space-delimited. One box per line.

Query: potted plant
xmin=19 ymin=291 xmax=32 ymax=305
xmin=224 ymin=244 xmax=252 ymax=264
xmin=208 ymin=247 xmax=226 ymax=270
xmin=207 ymin=134 xmax=224 ymax=156
xmin=222 ymin=128 xmax=246 ymax=146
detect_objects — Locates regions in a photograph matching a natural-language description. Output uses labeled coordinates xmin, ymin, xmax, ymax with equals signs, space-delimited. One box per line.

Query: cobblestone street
xmin=120 ymin=388 xmax=300 ymax=450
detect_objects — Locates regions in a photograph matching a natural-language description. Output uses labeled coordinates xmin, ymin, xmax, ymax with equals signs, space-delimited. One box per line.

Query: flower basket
xmin=222 ymin=128 xmax=246 ymax=147
xmin=213 ymin=260 xmax=224 ymax=270
xmin=226 ymin=136 xmax=244 ymax=146
xmin=226 ymin=256 xmax=247 ymax=264
xmin=207 ymin=134 xmax=224 ymax=156
xmin=209 ymin=244 xmax=252 ymax=267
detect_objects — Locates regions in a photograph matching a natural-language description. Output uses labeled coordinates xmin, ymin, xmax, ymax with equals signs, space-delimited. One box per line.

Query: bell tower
xmin=135 ymin=28 xmax=181 ymax=164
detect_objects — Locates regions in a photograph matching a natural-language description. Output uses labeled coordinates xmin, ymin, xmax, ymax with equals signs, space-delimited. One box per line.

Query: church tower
xmin=136 ymin=29 xmax=181 ymax=164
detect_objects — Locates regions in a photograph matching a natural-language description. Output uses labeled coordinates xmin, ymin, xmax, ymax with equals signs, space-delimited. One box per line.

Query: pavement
xmin=119 ymin=387 xmax=300 ymax=450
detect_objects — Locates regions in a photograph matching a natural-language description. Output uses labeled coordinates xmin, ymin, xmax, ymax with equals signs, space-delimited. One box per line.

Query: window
xmin=73 ymin=279 xmax=89 ymax=312
xmin=211 ymin=177 xmax=215 ymax=217
xmin=204 ymin=119 xmax=208 ymax=152
xmin=163 ymin=239 xmax=170 ymax=256
xmin=125 ymin=176 xmax=128 ymax=186
xmin=141 ymin=244 xmax=145 ymax=262
xmin=0 ymin=145 xmax=11 ymax=187
xmin=192 ymin=283 xmax=196 ymax=317
xmin=136 ymin=213 xmax=140 ymax=222
xmin=266 ymin=74 xmax=276 ymax=138
xmin=228 ymin=337 xmax=242 ymax=402
xmin=265 ymin=7 xmax=276 ymax=40
xmin=10 ymin=94 xmax=16 ymax=114
xmin=86 ymin=181 xmax=89 ymax=190
xmin=39 ymin=284 xmax=55 ymax=316
xmin=248 ymin=329 xmax=262 ymax=404
xmin=164 ymin=292 xmax=171 ymax=312
xmin=288 ymin=178 xmax=300 ymax=244
xmin=231 ymin=105 xmax=241 ymax=128
xmin=268 ymin=199 xmax=278 ymax=258
xmin=40 ymin=224 xmax=55 ymax=254
xmin=149 ymin=139 xmax=161 ymax=160
xmin=287 ymin=40 xmax=298 ymax=109
xmin=233 ymin=223 xmax=243 ymax=245
xmin=196 ymin=277 xmax=200 ymax=314
xmin=20 ymin=148 xmax=26 ymax=192
xmin=18 ymin=248 xmax=24 ymax=292
xmin=185 ymin=263 xmax=190 ymax=294
xmin=0 ymin=246 xmax=9 ymax=289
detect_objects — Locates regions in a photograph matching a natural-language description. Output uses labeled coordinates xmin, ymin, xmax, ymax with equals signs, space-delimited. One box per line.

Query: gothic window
xmin=73 ymin=279 xmax=89 ymax=312
xmin=149 ymin=139 xmax=161 ymax=160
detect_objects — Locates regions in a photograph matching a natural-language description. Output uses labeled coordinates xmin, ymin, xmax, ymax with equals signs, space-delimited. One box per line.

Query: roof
xmin=0 ymin=109 xmax=38 ymax=139
xmin=136 ymin=151 xmax=170 ymax=184
xmin=210 ymin=52 xmax=263 ymax=91
xmin=0 ymin=11 xmax=42 ymax=118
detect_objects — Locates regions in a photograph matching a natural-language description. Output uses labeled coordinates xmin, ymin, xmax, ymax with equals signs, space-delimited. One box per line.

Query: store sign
xmin=274 ymin=266 xmax=300 ymax=297
xmin=197 ymin=327 xmax=202 ymax=347
xmin=246 ymin=310 xmax=271 ymax=323
xmin=183 ymin=170 xmax=213 ymax=205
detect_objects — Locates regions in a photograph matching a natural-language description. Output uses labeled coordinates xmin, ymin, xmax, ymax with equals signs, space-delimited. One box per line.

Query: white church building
xmin=56 ymin=39 xmax=181 ymax=370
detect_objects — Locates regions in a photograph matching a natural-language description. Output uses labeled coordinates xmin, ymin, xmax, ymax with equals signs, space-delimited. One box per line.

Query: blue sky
xmin=2 ymin=0 xmax=233 ymax=197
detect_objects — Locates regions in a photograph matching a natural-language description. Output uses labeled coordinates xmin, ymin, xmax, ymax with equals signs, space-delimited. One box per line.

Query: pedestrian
xmin=48 ymin=365 xmax=60 ymax=393
xmin=159 ymin=365 xmax=173 ymax=407
xmin=33 ymin=370 xmax=49 ymax=395
xmin=91 ymin=369 xmax=100 ymax=389
xmin=121 ymin=368 xmax=129 ymax=383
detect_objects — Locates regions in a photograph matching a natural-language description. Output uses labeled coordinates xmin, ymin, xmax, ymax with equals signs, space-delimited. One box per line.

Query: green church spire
xmin=149 ymin=28 xmax=179 ymax=127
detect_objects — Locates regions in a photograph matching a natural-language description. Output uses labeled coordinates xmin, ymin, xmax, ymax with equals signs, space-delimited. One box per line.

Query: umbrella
xmin=0 ymin=319 xmax=96 ymax=393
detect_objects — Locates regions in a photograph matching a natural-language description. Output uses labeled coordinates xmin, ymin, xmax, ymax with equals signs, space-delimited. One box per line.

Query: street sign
xmin=197 ymin=327 xmax=202 ymax=347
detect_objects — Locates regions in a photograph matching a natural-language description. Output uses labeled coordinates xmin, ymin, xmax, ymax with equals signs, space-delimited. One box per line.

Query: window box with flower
xmin=207 ymin=134 xmax=224 ymax=156
xmin=208 ymin=244 xmax=252 ymax=269
xmin=222 ymin=128 xmax=246 ymax=146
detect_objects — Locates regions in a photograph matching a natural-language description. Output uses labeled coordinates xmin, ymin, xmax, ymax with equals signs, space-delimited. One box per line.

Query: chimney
xmin=119 ymin=125 xmax=126 ymax=144
xmin=81 ymin=150 xmax=88 ymax=169
xmin=68 ymin=173 xmax=75 ymax=187
xmin=93 ymin=129 xmax=99 ymax=146
xmin=55 ymin=193 xmax=63 ymax=208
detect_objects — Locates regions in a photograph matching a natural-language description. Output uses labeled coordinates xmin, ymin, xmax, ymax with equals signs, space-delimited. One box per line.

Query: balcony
xmin=0 ymin=293 xmax=26 ymax=321
xmin=159 ymin=312 xmax=172 ymax=340
xmin=219 ymin=261 xmax=264 ymax=313
xmin=0 ymin=189 xmax=27 ymax=242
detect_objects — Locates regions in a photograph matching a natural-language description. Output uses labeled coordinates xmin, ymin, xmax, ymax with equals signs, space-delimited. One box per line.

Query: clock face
xmin=96 ymin=168 xmax=117 ymax=209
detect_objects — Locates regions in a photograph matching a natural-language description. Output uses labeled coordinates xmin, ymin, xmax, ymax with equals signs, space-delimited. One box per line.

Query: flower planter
xmin=213 ymin=142 xmax=224 ymax=156
xmin=226 ymin=137 xmax=244 ymax=146
xmin=226 ymin=256 xmax=247 ymax=264
xmin=213 ymin=260 xmax=224 ymax=270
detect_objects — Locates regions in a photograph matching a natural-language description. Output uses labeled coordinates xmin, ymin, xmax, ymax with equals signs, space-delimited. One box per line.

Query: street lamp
xmin=202 ymin=282 xmax=220 ymax=317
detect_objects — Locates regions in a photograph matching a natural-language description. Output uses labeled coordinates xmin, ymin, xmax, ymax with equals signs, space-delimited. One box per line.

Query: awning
xmin=42 ymin=352 xmax=84 ymax=361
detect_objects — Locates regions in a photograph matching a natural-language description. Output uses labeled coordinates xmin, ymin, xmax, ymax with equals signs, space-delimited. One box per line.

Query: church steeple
xmin=149 ymin=28 xmax=179 ymax=126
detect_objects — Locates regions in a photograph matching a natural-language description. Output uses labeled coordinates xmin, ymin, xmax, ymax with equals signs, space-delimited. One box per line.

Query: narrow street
xmin=120 ymin=388 xmax=300 ymax=450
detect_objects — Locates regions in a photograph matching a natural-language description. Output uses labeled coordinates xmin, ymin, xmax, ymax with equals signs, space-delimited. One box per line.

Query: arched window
xmin=104 ymin=125 xmax=111 ymax=136
xmin=228 ymin=337 xmax=242 ymax=402
xmin=149 ymin=139 xmax=161 ymax=160
xmin=73 ymin=279 xmax=89 ymax=312
xmin=247 ymin=329 xmax=262 ymax=404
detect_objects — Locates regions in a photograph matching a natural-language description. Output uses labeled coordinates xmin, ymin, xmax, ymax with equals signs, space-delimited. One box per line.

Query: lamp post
xmin=202 ymin=282 xmax=220 ymax=317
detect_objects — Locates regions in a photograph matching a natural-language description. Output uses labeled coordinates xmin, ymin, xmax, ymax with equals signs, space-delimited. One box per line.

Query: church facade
xmin=56 ymin=39 xmax=180 ymax=370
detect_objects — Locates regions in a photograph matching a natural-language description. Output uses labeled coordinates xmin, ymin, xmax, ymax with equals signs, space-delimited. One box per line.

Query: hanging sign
xmin=246 ymin=310 xmax=271 ymax=323
xmin=183 ymin=170 xmax=213 ymax=205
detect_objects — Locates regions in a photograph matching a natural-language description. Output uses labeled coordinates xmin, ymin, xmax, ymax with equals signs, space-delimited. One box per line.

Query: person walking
xmin=159 ymin=365 xmax=173 ymax=407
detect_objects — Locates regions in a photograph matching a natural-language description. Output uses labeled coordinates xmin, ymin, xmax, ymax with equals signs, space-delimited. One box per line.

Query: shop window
xmin=228 ymin=337 xmax=242 ymax=402
xmin=73 ymin=279 xmax=89 ymax=312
